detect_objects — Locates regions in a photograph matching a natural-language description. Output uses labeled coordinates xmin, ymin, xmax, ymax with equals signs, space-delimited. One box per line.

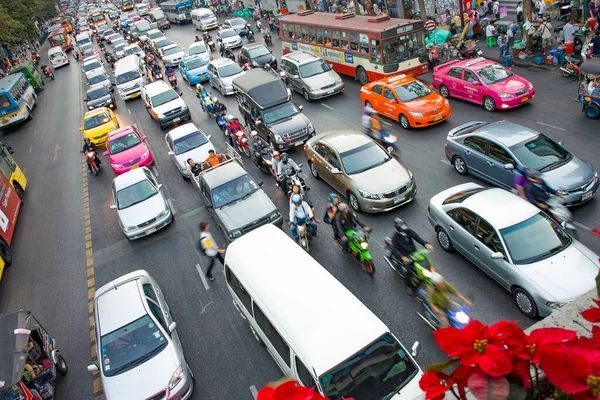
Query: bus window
xmin=316 ymin=28 xmax=324 ymax=45
xmin=294 ymin=24 xmax=301 ymax=40
xmin=340 ymin=31 xmax=349 ymax=49
xmin=281 ymin=22 xmax=288 ymax=38
xmin=371 ymin=39 xmax=381 ymax=63
xmin=349 ymin=31 xmax=359 ymax=51
xmin=307 ymin=26 xmax=315 ymax=43
xmin=359 ymin=33 xmax=369 ymax=53
xmin=287 ymin=24 xmax=294 ymax=39
xmin=331 ymin=30 xmax=340 ymax=48
xmin=383 ymin=32 xmax=422 ymax=63
xmin=301 ymin=25 xmax=308 ymax=41
xmin=323 ymin=28 xmax=332 ymax=47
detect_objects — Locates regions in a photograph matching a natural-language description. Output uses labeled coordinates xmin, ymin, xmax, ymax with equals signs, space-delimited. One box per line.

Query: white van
xmin=191 ymin=8 xmax=217 ymax=31
xmin=48 ymin=46 xmax=69 ymax=68
xmin=114 ymin=55 xmax=144 ymax=100
xmin=132 ymin=20 xmax=151 ymax=41
xmin=135 ymin=2 xmax=149 ymax=16
xmin=75 ymin=32 xmax=92 ymax=48
xmin=224 ymin=224 xmax=425 ymax=399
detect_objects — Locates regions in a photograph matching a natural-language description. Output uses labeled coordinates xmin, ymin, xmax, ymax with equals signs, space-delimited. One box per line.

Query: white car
xmin=207 ymin=58 xmax=245 ymax=96
xmin=217 ymin=28 xmax=242 ymax=49
xmin=88 ymin=270 xmax=194 ymax=400
xmin=161 ymin=44 xmax=186 ymax=67
xmin=165 ymin=123 xmax=214 ymax=178
xmin=110 ymin=36 xmax=125 ymax=48
xmin=83 ymin=58 xmax=106 ymax=79
xmin=141 ymin=80 xmax=191 ymax=130
xmin=223 ymin=17 xmax=247 ymax=33
xmin=146 ymin=28 xmax=165 ymax=43
xmin=187 ymin=41 xmax=210 ymax=63
xmin=115 ymin=43 xmax=127 ymax=59
xmin=123 ymin=44 xmax=145 ymax=59
xmin=109 ymin=167 xmax=173 ymax=239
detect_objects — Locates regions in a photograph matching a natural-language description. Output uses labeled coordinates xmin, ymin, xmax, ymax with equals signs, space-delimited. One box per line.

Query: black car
xmin=85 ymin=85 xmax=117 ymax=111
xmin=237 ymin=44 xmax=277 ymax=69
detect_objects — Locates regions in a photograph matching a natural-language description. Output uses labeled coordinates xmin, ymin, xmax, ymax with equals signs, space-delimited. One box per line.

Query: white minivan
xmin=191 ymin=8 xmax=217 ymax=31
xmin=135 ymin=2 xmax=149 ymax=16
xmin=114 ymin=55 xmax=145 ymax=100
xmin=75 ymin=32 xmax=92 ymax=48
xmin=224 ymin=224 xmax=425 ymax=399
xmin=48 ymin=46 xmax=69 ymax=68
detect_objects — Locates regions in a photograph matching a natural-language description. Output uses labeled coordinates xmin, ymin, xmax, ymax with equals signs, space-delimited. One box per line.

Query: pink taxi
xmin=432 ymin=57 xmax=535 ymax=112
xmin=104 ymin=126 xmax=154 ymax=175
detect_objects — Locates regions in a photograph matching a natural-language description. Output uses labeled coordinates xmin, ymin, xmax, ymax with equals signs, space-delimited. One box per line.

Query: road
xmin=0 ymin=20 xmax=599 ymax=400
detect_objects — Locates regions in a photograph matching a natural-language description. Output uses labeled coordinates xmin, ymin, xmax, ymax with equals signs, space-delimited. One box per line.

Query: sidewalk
xmin=478 ymin=38 xmax=560 ymax=70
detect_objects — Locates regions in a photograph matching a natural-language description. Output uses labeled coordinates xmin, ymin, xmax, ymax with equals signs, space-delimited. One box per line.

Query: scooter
xmin=427 ymin=44 xmax=440 ymax=67
xmin=255 ymin=147 xmax=274 ymax=174
xmin=456 ymin=41 xmax=483 ymax=59
xmin=546 ymin=195 xmax=577 ymax=237
xmin=43 ymin=66 xmax=55 ymax=80
xmin=223 ymin=49 xmax=235 ymax=61
xmin=85 ymin=150 xmax=100 ymax=176
xmin=338 ymin=228 xmax=375 ymax=275
xmin=167 ymin=72 xmax=177 ymax=89
xmin=263 ymin=31 xmax=272 ymax=46
xmin=294 ymin=217 xmax=315 ymax=252
xmin=561 ymin=54 xmax=583 ymax=77
xmin=383 ymin=247 xmax=435 ymax=294
xmin=247 ymin=29 xmax=255 ymax=43
xmin=281 ymin=166 xmax=309 ymax=196
xmin=233 ymin=130 xmax=251 ymax=157
xmin=215 ymin=112 xmax=227 ymax=131
xmin=416 ymin=288 xmax=472 ymax=330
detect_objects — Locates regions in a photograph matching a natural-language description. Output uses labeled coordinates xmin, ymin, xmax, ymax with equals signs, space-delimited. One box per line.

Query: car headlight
xmin=157 ymin=113 xmax=165 ymax=119
xmin=143 ymin=149 xmax=150 ymax=158
xmin=358 ymin=189 xmax=380 ymax=200
xmin=88 ymin=105 xmax=94 ymax=110
xmin=157 ymin=208 xmax=168 ymax=218
xmin=124 ymin=225 xmax=137 ymax=232
xmin=229 ymin=230 xmax=242 ymax=239
xmin=498 ymin=92 xmax=515 ymax=98
xmin=360 ymin=241 xmax=369 ymax=250
xmin=168 ymin=365 xmax=184 ymax=390
xmin=444 ymin=99 xmax=449 ymax=106
xmin=252 ymin=61 xmax=258 ymax=66
xmin=528 ymin=83 xmax=534 ymax=91
xmin=546 ymin=301 xmax=569 ymax=309
xmin=273 ymin=134 xmax=283 ymax=143
xmin=409 ymin=111 xmax=423 ymax=118
xmin=182 ymin=105 xmax=188 ymax=112
xmin=110 ymin=163 xmax=123 ymax=169
xmin=106 ymin=99 xmax=113 ymax=104
xmin=335 ymin=77 xmax=342 ymax=83
xmin=308 ymin=123 xmax=314 ymax=132
xmin=269 ymin=212 xmax=280 ymax=222
xmin=408 ymin=169 xmax=414 ymax=182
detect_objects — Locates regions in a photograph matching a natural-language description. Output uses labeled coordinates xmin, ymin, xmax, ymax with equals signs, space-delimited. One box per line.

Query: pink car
xmin=432 ymin=57 xmax=535 ymax=112
xmin=104 ymin=126 xmax=154 ymax=175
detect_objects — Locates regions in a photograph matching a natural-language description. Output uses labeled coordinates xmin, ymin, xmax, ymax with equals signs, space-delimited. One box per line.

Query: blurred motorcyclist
xmin=251 ymin=131 xmax=269 ymax=168
xmin=391 ymin=218 xmax=434 ymax=294
xmin=225 ymin=115 xmax=244 ymax=147
xmin=426 ymin=272 xmax=472 ymax=328
xmin=524 ymin=169 xmax=558 ymax=211
xmin=82 ymin=138 xmax=102 ymax=173
xmin=271 ymin=151 xmax=280 ymax=177
xmin=334 ymin=203 xmax=370 ymax=251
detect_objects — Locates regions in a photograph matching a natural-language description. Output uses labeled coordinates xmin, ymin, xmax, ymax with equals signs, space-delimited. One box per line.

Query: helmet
xmin=272 ymin=151 xmax=280 ymax=158
xmin=292 ymin=194 xmax=302 ymax=204
xmin=84 ymin=137 xmax=91 ymax=142
xmin=526 ymin=169 xmax=541 ymax=181
xmin=430 ymin=272 xmax=445 ymax=285
xmin=363 ymin=106 xmax=373 ymax=115
xmin=394 ymin=218 xmax=409 ymax=232
xmin=279 ymin=71 xmax=286 ymax=78
xmin=281 ymin=153 xmax=289 ymax=163
xmin=212 ymin=97 xmax=219 ymax=103
xmin=226 ymin=114 xmax=234 ymax=120
xmin=196 ymin=83 xmax=202 ymax=90
xmin=338 ymin=203 xmax=350 ymax=213
xmin=251 ymin=130 xmax=258 ymax=138
xmin=328 ymin=193 xmax=339 ymax=203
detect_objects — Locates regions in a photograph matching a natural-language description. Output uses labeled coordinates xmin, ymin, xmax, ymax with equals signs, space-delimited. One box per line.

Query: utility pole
xmin=396 ymin=0 xmax=404 ymax=18
xmin=523 ymin=0 xmax=532 ymax=52
xmin=418 ymin=0 xmax=426 ymax=20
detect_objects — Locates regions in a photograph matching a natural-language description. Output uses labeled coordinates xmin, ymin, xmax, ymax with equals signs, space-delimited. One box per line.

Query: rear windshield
xmin=442 ymin=188 xmax=487 ymax=205
xmin=163 ymin=46 xmax=182 ymax=56
xmin=116 ymin=69 xmax=141 ymax=85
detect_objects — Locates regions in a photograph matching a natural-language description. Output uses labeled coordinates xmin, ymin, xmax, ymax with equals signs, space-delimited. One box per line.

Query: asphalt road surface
xmin=0 ymin=20 xmax=599 ymax=400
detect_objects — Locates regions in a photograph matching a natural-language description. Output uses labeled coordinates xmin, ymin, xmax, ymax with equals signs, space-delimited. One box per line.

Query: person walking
xmin=497 ymin=30 xmax=508 ymax=57
xmin=199 ymin=222 xmax=225 ymax=281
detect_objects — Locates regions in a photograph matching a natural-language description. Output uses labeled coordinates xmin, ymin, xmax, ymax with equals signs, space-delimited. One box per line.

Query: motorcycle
xmin=561 ymin=54 xmax=583 ymax=78
xmin=427 ymin=44 xmax=440 ymax=67
xmin=153 ymin=70 xmax=163 ymax=81
xmin=233 ymin=130 xmax=251 ymax=157
xmin=295 ymin=217 xmax=315 ymax=252
xmin=339 ymin=228 xmax=375 ymax=275
xmin=215 ymin=112 xmax=227 ymax=131
xmin=256 ymin=147 xmax=274 ymax=174
xmin=247 ymin=30 xmax=255 ymax=42
xmin=383 ymin=247 xmax=435 ymax=294
xmin=456 ymin=41 xmax=483 ymax=60
xmin=223 ymin=49 xmax=235 ymax=61
xmin=263 ymin=31 xmax=272 ymax=46
xmin=546 ymin=195 xmax=577 ymax=236
xmin=207 ymin=38 xmax=216 ymax=52
xmin=416 ymin=289 xmax=472 ymax=330
xmin=241 ymin=62 xmax=251 ymax=71
xmin=43 ymin=67 xmax=55 ymax=80
xmin=281 ymin=166 xmax=309 ymax=196
xmin=74 ymin=52 xmax=80 ymax=62
xmin=167 ymin=72 xmax=177 ymax=89
xmin=85 ymin=150 xmax=100 ymax=176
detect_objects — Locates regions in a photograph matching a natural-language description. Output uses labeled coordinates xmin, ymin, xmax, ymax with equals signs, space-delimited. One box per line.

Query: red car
xmin=432 ymin=57 xmax=535 ymax=112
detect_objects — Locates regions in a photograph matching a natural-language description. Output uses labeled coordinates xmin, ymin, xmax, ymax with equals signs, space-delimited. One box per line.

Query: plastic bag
xmin=523 ymin=19 xmax=531 ymax=31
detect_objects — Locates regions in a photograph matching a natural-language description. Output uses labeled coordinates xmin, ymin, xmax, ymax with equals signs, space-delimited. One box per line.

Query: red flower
xmin=419 ymin=371 xmax=453 ymax=400
xmin=514 ymin=327 xmax=578 ymax=364
xmin=582 ymin=300 xmax=600 ymax=323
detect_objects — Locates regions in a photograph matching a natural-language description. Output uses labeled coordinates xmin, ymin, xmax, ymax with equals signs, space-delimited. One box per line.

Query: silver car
xmin=445 ymin=121 xmax=599 ymax=206
xmin=428 ymin=182 xmax=599 ymax=318
xmin=280 ymin=51 xmax=344 ymax=101
xmin=165 ymin=123 xmax=214 ymax=178
xmin=207 ymin=58 xmax=245 ymax=96
xmin=88 ymin=270 xmax=194 ymax=400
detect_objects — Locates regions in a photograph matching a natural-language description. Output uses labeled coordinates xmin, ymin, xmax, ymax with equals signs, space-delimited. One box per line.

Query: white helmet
xmin=226 ymin=114 xmax=234 ymax=120
xmin=430 ymin=272 xmax=445 ymax=285
xmin=212 ymin=96 xmax=219 ymax=103
xmin=279 ymin=71 xmax=286 ymax=78
xmin=196 ymin=83 xmax=202 ymax=89
xmin=251 ymin=130 xmax=258 ymax=137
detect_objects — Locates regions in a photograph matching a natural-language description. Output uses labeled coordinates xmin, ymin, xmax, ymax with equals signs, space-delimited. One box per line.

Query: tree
xmin=523 ymin=0 xmax=533 ymax=53
xmin=0 ymin=5 xmax=25 ymax=47
xmin=0 ymin=0 xmax=57 ymax=46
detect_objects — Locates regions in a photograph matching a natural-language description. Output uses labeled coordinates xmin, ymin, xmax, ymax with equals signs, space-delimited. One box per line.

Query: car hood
xmin=186 ymin=65 xmax=208 ymax=76
xmin=109 ymin=142 xmax=148 ymax=165
xmin=174 ymin=142 xmax=213 ymax=169
xmin=488 ymin=75 xmax=530 ymax=93
xmin=406 ymin=92 xmax=447 ymax=112
xmin=302 ymin=71 xmax=340 ymax=89
xmin=89 ymin=94 xmax=112 ymax=107
xmin=153 ymin=98 xmax=186 ymax=116
xmin=214 ymin=190 xmax=276 ymax=231
xmin=269 ymin=113 xmax=309 ymax=134
xmin=219 ymin=71 xmax=245 ymax=87
xmin=349 ymin=159 xmax=412 ymax=195
xmin=221 ymin=35 xmax=241 ymax=44
xmin=118 ymin=193 xmax=167 ymax=227
xmin=189 ymin=51 xmax=210 ymax=63
xmin=103 ymin=344 xmax=178 ymax=399
xmin=231 ymin=25 xmax=245 ymax=33
xmin=518 ymin=243 xmax=598 ymax=301
xmin=540 ymin=155 xmax=596 ymax=191
xmin=84 ymin=123 xmax=114 ymax=138
xmin=252 ymin=54 xmax=274 ymax=65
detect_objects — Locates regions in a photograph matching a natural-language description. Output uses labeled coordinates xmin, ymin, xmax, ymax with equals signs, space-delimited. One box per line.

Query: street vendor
xmin=588 ymin=77 xmax=600 ymax=96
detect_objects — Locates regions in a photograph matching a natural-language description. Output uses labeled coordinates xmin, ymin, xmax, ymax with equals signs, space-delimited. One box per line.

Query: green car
xmin=10 ymin=62 xmax=45 ymax=92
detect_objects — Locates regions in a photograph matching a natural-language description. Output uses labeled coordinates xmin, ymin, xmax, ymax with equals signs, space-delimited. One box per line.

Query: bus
xmin=89 ymin=10 xmax=107 ymax=28
xmin=57 ymin=17 xmax=73 ymax=33
xmin=280 ymin=11 xmax=428 ymax=85
xmin=0 ymin=158 xmax=24 ymax=280
xmin=0 ymin=73 xmax=37 ymax=131
xmin=122 ymin=0 xmax=134 ymax=11
xmin=48 ymin=27 xmax=73 ymax=52
xmin=161 ymin=0 xmax=193 ymax=24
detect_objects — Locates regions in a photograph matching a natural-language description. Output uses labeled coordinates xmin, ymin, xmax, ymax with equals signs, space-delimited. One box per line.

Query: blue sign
xmin=344 ymin=52 xmax=354 ymax=64
xmin=292 ymin=42 xmax=298 ymax=51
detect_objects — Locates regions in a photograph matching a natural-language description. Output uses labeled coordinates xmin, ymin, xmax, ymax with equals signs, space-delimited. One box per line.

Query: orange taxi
xmin=359 ymin=74 xmax=451 ymax=130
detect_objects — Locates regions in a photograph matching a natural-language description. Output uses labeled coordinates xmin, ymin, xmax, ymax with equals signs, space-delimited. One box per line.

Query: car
xmin=146 ymin=28 xmax=165 ymax=43
xmin=111 ymin=37 xmax=126 ymax=49
xmin=98 ymin=28 xmax=114 ymax=41
xmin=104 ymin=125 xmax=154 ymax=175
xmin=161 ymin=44 xmax=185 ymax=67
xmin=82 ymin=47 xmax=101 ymax=60
xmin=153 ymin=37 xmax=172 ymax=53
xmin=223 ymin=17 xmax=247 ymax=33
xmin=445 ymin=121 xmax=599 ymax=206
xmin=207 ymin=58 xmax=245 ymax=96
xmin=105 ymin=33 xmax=120 ymax=44
xmin=304 ymin=130 xmax=416 ymax=212
xmin=237 ymin=43 xmax=277 ymax=70
xmin=187 ymin=41 xmax=210 ymax=63
xmin=179 ymin=55 xmax=209 ymax=85
xmin=87 ymin=71 xmax=113 ymax=92
xmin=80 ymin=107 xmax=119 ymax=146
xmin=360 ymin=74 xmax=451 ymax=130
xmin=432 ymin=57 xmax=535 ymax=112
xmin=217 ymin=28 xmax=242 ymax=49
xmin=165 ymin=123 xmax=214 ymax=178
xmin=89 ymin=270 xmax=194 ymax=399
xmin=85 ymin=84 xmax=116 ymax=111
xmin=82 ymin=58 xmax=105 ymax=78
xmin=114 ymin=43 xmax=127 ymax=59
xmin=129 ymin=14 xmax=141 ymax=21
xmin=280 ymin=51 xmax=344 ymax=101
xmin=123 ymin=43 xmax=145 ymax=59
xmin=141 ymin=80 xmax=191 ymax=129
xmin=427 ymin=182 xmax=599 ymax=317
xmin=110 ymin=167 xmax=173 ymax=239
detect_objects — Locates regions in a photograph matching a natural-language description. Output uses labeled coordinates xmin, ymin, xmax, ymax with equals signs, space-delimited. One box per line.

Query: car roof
xmin=113 ymin=167 xmax=151 ymax=190
xmin=242 ymin=43 xmax=265 ymax=51
xmin=227 ymin=17 xmax=245 ymax=22
xmin=439 ymin=57 xmax=496 ymax=71
xmin=168 ymin=123 xmax=204 ymax=140
xmin=210 ymin=57 xmax=235 ymax=67
xmin=317 ymin=129 xmax=372 ymax=153
xmin=95 ymin=274 xmax=146 ymax=335
xmin=143 ymin=80 xmax=172 ymax=96
xmin=367 ymin=73 xmax=415 ymax=88
xmin=469 ymin=121 xmax=539 ymax=148
xmin=202 ymin=162 xmax=246 ymax=188
xmin=108 ymin=125 xmax=135 ymax=140
xmin=219 ymin=28 xmax=236 ymax=34
xmin=124 ymin=43 xmax=140 ymax=49
xmin=163 ymin=43 xmax=181 ymax=50
xmin=283 ymin=50 xmax=320 ymax=64
xmin=182 ymin=55 xmax=203 ymax=63
xmin=188 ymin=41 xmax=205 ymax=48
xmin=147 ymin=28 xmax=162 ymax=35
xmin=84 ymin=107 xmax=110 ymax=118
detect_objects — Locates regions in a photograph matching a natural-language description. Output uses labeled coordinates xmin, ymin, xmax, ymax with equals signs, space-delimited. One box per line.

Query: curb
xmin=483 ymin=52 xmax=556 ymax=71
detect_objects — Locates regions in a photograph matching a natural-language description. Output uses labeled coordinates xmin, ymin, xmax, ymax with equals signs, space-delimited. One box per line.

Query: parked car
xmin=304 ymin=130 xmax=416 ymax=212
xmin=179 ymin=55 xmax=209 ymax=85
xmin=141 ymin=80 xmax=190 ymax=129
xmin=161 ymin=44 xmax=185 ymax=67
xmin=165 ymin=123 xmax=214 ymax=178
xmin=445 ymin=121 xmax=599 ymax=206
xmin=427 ymin=182 xmax=599 ymax=317
xmin=104 ymin=125 xmax=154 ymax=175
xmin=207 ymin=58 xmax=245 ymax=96
xmin=280 ymin=51 xmax=344 ymax=101
xmin=237 ymin=44 xmax=277 ymax=69
xmin=217 ymin=28 xmax=242 ymax=49
xmin=85 ymin=84 xmax=116 ymax=111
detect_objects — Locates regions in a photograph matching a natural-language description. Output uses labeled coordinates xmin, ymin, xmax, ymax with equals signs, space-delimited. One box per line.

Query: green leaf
xmin=426 ymin=358 xmax=460 ymax=373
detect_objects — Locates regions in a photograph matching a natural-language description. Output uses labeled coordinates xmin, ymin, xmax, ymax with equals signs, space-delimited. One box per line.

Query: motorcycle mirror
xmin=490 ymin=252 xmax=505 ymax=260
xmin=87 ymin=364 xmax=99 ymax=372
xmin=503 ymin=163 xmax=514 ymax=170
xmin=411 ymin=342 xmax=421 ymax=358
xmin=255 ymin=119 xmax=262 ymax=125
xmin=429 ymin=85 xmax=433 ymax=90
xmin=110 ymin=204 xmax=117 ymax=209
xmin=103 ymin=151 xmax=109 ymax=156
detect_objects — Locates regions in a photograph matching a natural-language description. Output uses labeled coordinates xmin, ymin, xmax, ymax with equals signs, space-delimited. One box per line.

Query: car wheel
xmin=348 ymin=191 xmax=361 ymax=212
xmin=483 ymin=96 xmax=496 ymax=112
xmin=585 ymin=103 xmax=600 ymax=119
xmin=399 ymin=114 xmax=411 ymax=130
xmin=309 ymin=161 xmax=320 ymax=179
xmin=303 ymin=89 xmax=310 ymax=101
xmin=55 ymin=354 xmax=68 ymax=375
xmin=365 ymin=100 xmax=373 ymax=108
xmin=0 ymin=241 xmax=12 ymax=266
xmin=452 ymin=156 xmax=467 ymax=175
xmin=13 ymin=182 xmax=24 ymax=200
xmin=26 ymin=107 xmax=33 ymax=121
xmin=436 ymin=228 xmax=454 ymax=252
xmin=439 ymin=84 xmax=450 ymax=98
xmin=513 ymin=288 xmax=538 ymax=318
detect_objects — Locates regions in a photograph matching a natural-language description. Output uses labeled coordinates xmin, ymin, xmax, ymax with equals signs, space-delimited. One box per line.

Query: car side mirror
xmin=491 ymin=252 xmax=505 ymax=260
xmin=205 ymin=202 xmax=213 ymax=209
xmin=207 ymin=134 xmax=212 ymax=140
xmin=258 ymin=180 xmax=264 ymax=186
xmin=103 ymin=151 xmax=109 ymax=156
xmin=472 ymin=81 xmax=481 ymax=85
xmin=145 ymin=105 xmax=151 ymax=109
xmin=558 ymin=140 xmax=564 ymax=146
xmin=141 ymin=135 xmax=147 ymax=141
xmin=298 ymin=163 xmax=303 ymax=168
xmin=168 ymin=321 xmax=177 ymax=333
xmin=179 ymin=92 xmax=183 ymax=96
xmin=87 ymin=364 xmax=99 ymax=372
xmin=411 ymin=341 xmax=421 ymax=358
xmin=110 ymin=204 xmax=117 ymax=209
xmin=157 ymin=184 xmax=163 ymax=189
xmin=298 ymin=105 xmax=304 ymax=111
xmin=292 ymin=75 xmax=299 ymax=79
xmin=167 ymin=151 xmax=174 ymax=155
xmin=503 ymin=163 xmax=514 ymax=170
xmin=78 ymin=127 xmax=83 ymax=131
xmin=331 ymin=167 xmax=341 ymax=174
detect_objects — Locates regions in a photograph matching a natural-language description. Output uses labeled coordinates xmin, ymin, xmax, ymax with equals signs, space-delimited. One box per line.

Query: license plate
xmin=294 ymin=140 xmax=304 ymax=146
xmin=130 ymin=92 xmax=139 ymax=98
xmin=145 ymin=227 xmax=157 ymax=235
xmin=393 ymin=195 xmax=403 ymax=204
xmin=130 ymin=165 xmax=139 ymax=170
xmin=582 ymin=191 xmax=593 ymax=201
xmin=326 ymin=89 xmax=335 ymax=94
xmin=521 ymin=96 xmax=529 ymax=103
xmin=173 ymin=117 xmax=181 ymax=123
xmin=434 ymin=115 xmax=444 ymax=121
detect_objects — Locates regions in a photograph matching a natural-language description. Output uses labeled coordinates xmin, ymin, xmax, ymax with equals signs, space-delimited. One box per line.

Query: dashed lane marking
xmin=187 ymin=86 xmax=193 ymax=92
xmin=127 ymin=108 xmax=131 ymax=114
xmin=250 ymin=385 xmax=258 ymax=399
xmin=440 ymin=159 xmax=451 ymax=166
xmin=195 ymin=263 xmax=210 ymax=291
xmin=536 ymin=121 xmax=566 ymax=131
xmin=321 ymin=103 xmax=334 ymax=110
xmin=28 ymin=147 xmax=32 ymax=154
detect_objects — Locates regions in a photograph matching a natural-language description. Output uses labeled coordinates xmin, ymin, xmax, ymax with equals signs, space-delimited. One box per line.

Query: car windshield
xmin=173 ymin=131 xmax=208 ymax=155
xmin=230 ymin=19 xmax=245 ymax=26
xmin=164 ymin=46 xmax=182 ymax=56
xmin=116 ymin=69 xmax=141 ymax=84
xmin=248 ymin=46 xmax=270 ymax=58
xmin=116 ymin=179 xmax=158 ymax=209
xmin=84 ymin=113 xmax=111 ymax=129
xmin=394 ymin=80 xmax=431 ymax=102
xmin=263 ymin=102 xmax=299 ymax=125
xmin=151 ymin=90 xmax=179 ymax=107
xmin=49 ymin=52 xmax=65 ymax=60
xmin=177 ymin=5 xmax=190 ymax=13
xmin=299 ymin=60 xmax=331 ymax=78
xmin=148 ymin=31 xmax=163 ymax=39
xmin=510 ymin=134 xmax=571 ymax=171
xmin=500 ymin=212 xmax=571 ymax=264
xmin=99 ymin=314 xmax=167 ymax=377
xmin=189 ymin=44 xmax=207 ymax=55
xmin=88 ymin=74 xmax=108 ymax=85
xmin=185 ymin=58 xmax=206 ymax=70
xmin=113 ymin=39 xmax=126 ymax=48
xmin=218 ymin=62 xmax=242 ymax=78
xmin=340 ymin=141 xmax=392 ymax=175
xmin=476 ymin=64 xmax=514 ymax=84
xmin=109 ymin=132 xmax=141 ymax=154
xmin=84 ymin=61 xmax=102 ymax=72
xmin=88 ymin=87 xmax=109 ymax=100
xmin=211 ymin=173 xmax=260 ymax=208
xmin=155 ymin=39 xmax=171 ymax=49
xmin=124 ymin=46 xmax=141 ymax=56
xmin=81 ymin=43 xmax=93 ymax=51
xmin=219 ymin=29 xmax=237 ymax=38
xmin=320 ymin=333 xmax=419 ymax=399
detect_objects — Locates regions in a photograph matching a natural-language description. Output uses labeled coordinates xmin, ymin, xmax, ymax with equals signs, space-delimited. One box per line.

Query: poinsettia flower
xmin=419 ymin=371 xmax=453 ymax=400
xmin=513 ymin=327 xmax=578 ymax=364
xmin=582 ymin=300 xmax=600 ymax=324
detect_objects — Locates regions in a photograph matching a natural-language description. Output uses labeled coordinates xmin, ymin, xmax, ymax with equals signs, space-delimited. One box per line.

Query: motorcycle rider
xmin=165 ymin=65 xmax=176 ymax=84
xmin=82 ymin=138 xmax=102 ymax=173
xmin=271 ymin=151 xmax=281 ymax=178
xmin=213 ymin=97 xmax=227 ymax=123
xmin=276 ymin=153 xmax=300 ymax=194
xmin=251 ymin=131 xmax=269 ymax=168
xmin=334 ymin=203 xmax=370 ymax=251
xmin=391 ymin=218 xmax=434 ymax=294
xmin=513 ymin=165 xmax=529 ymax=201
xmin=523 ymin=169 xmax=558 ymax=211
xmin=362 ymin=106 xmax=373 ymax=136
xmin=151 ymin=62 xmax=162 ymax=80
xmin=225 ymin=115 xmax=244 ymax=147
xmin=289 ymin=194 xmax=318 ymax=242
xmin=426 ymin=272 xmax=472 ymax=328
xmin=325 ymin=193 xmax=340 ymax=228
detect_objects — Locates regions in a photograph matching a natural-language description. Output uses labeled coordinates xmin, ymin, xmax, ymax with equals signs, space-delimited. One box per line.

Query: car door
xmin=472 ymin=218 xmax=511 ymax=288
xmin=462 ymin=70 xmax=483 ymax=104
xmin=461 ymin=135 xmax=490 ymax=178
xmin=486 ymin=141 xmax=518 ymax=190
xmin=179 ymin=59 xmax=188 ymax=79
xmin=287 ymin=62 xmax=302 ymax=93
xmin=445 ymin=68 xmax=465 ymax=99
xmin=143 ymin=283 xmax=182 ymax=348
xmin=446 ymin=208 xmax=479 ymax=261
xmin=324 ymin=147 xmax=349 ymax=195
xmin=208 ymin=63 xmax=217 ymax=87
xmin=311 ymin=143 xmax=335 ymax=186
xmin=381 ymin=87 xmax=400 ymax=119
xmin=368 ymin=84 xmax=384 ymax=111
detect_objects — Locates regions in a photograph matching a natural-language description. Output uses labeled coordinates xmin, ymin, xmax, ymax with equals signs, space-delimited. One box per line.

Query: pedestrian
xmin=199 ymin=221 xmax=225 ymax=281
xmin=497 ymin=30 xmax=508 ymax=56
xmin=536 ymin=0 xmax=545 ymax=18
xmin=539 ymin=16 xmax=553 ymax=56
xmin=562 ymin=19 xmax=578 ymax=42
xmin=591 ymin=29 xmax=600 ymax=55
xmin=486 ymin=23 xmax=498 ymax=39
xmin=589 ymin=0 xmax=597 ymax=21
xmin=492 ymin=0 xmax=500 ymax=19
xmin=516 ymin=1 xmax=523 ymax=23
xmin=268 ymin=15 xmax=274 ymax=31
xmin=425 ymin=17 xmax=436 ymax=37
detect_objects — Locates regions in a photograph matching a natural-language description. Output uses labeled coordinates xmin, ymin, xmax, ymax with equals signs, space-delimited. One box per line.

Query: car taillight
xmin=444 ymin=141 xmax=448 ymax=147
xmin=303 ymin=145 xmax=307 ymax=150
xmin=427 ymin=205 xmax=430 ymax=214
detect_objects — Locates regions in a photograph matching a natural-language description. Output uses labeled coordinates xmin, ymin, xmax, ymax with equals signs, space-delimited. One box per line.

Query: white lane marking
xmin=440 ymin=159 xmax=451 ymax=166
xmin=196 ymin=264 xmax=210 ymax=290
xmin=167 ymin=198 xmax=175 ymax=215
xmin=187 ymin=86 xmax=193 ymax=92
xmin=33 ymin=131 xmax=37 ymax=137
xmin=249 ymin=385 xmax=258 ymax=399
xmin=127 ymin=108 xmax=132 ymax=114
xmin=36 ymin=119 xmax=40 ymax=125
xmin=536 ymin=121 xmax=566 ymax=131
xmin=28 ymin=147 xmax=32 ymax=154
xmin=321 ymin=103 xmax=334 ymax=110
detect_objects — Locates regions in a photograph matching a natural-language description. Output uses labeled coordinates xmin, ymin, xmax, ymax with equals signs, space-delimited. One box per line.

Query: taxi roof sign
xmin=465 ymin=57 xmax=487 ymax=67
xmin=387 ymin=74 xmax=407 ymax=83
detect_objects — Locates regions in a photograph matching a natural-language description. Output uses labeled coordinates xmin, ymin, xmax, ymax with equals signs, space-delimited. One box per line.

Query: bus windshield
xmin=0 ymin=95 xmax=11 ymax=112
xmin=177 ymin=5 xmax=191 ymax=13
xmin=382 ymin=32 xmax=424 ymax=64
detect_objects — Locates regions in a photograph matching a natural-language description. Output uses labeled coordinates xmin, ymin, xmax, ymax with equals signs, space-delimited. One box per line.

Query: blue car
xmin=180 ymin=55 xmax=209 ymax=85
